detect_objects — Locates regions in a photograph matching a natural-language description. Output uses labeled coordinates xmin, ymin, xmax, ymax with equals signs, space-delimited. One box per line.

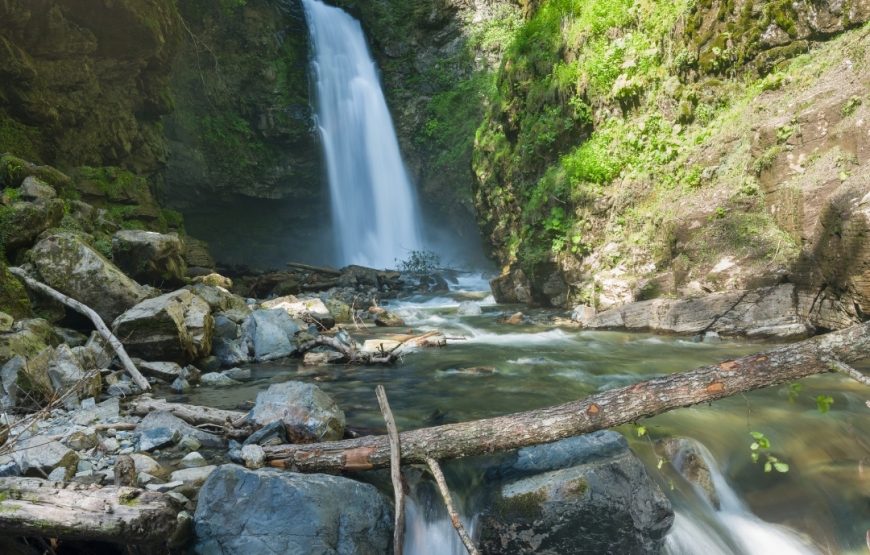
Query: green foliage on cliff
xmin=470 ymin=0 xmax=855 ymax=299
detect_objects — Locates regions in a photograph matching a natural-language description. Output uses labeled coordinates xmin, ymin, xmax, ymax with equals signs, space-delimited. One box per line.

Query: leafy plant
xmin=749 ymin=431 xmax=789 ymax=473
xmin=396 ymin=250 xmax=442 ymax=274
xmin=815 ymin=394 xmax=834 ymax=414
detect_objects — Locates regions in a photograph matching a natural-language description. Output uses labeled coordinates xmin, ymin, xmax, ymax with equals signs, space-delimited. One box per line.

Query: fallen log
xmin=265 ymin=321 xmax=870 ymax=472
xmin=9 ymin=267 xmax=151 ymax=392
xmin=286 ymin=261 xmax=342 ymax=276
xmin=129 ymin=396 xmax=249 ymax=428
xmin=0 ymin=477 xmax=180 ymax=545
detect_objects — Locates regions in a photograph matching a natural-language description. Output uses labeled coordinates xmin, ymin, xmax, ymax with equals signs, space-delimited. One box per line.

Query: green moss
xmin=0 ymin=115 xmax=42 ymax=162
xmin=493 ymin=490 xmax=546 ymax=520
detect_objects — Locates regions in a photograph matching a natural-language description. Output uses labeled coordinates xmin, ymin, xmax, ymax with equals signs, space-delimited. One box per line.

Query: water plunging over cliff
xmin=302 ymin=0 xmax=424 ymax=268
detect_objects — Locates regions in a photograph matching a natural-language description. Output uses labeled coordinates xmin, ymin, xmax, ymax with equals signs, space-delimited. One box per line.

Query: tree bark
xmin=9 ymin=267 xmax=151 ymax=392
xmin=0 ymin=477 xmax=180 ymax=545
xmin=265 ymin=321 xmax=870 ymax=472
xmin=426 ymin=457 xmax=479 ymax=555
xmin=376 ymin=386 xmax=404 ymax=555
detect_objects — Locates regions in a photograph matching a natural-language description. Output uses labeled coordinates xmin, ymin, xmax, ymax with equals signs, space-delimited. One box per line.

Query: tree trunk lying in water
xmin=265 ymin=321 xmax=870 ymax=472
xmin=0 ymin=477 xmax=180 ymax=545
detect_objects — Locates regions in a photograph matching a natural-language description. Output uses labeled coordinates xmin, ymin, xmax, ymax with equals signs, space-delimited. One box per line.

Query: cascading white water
xmin=301 ymin=0 xmax=424 ymax=268
xmin=664 ymin=440 xmax=819 ymax=555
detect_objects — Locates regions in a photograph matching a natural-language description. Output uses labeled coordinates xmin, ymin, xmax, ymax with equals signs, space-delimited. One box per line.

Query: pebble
xmin=179 ymin=436 xmax=202 ymax=452
xmin=146 ymin=480 xmax=184 ymax=493
xmin=241 ymin=444 xmax=265 ymax=469
xmin=170 ymin=377 xmax=191 ymax=393
xmin=138 ymin=427 xmax=180 ymax=452
xmin=118 ymin=447 xmax=134 ymax=455
xmin=179 ymin=452 xmax=207 ymax=468
xmin=102 ymin=438 xmax=120 ymax=453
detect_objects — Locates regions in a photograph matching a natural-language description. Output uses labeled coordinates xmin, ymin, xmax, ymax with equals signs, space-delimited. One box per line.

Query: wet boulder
xmin=194 ymin=465 xmax=392 ymax=555
xmin=30 ymin=232 xmax=151 ymax=323
xmin=250 ymin=381 xmax=345 ymax=442
xmin=478 ymin=431 xmax=674 ymax=554
xmin=113 ymin=289 xmax=213 ymax=363
xmin=212 ymin=314 xmax=250 ymax=366
xmin=658 ymin=438 xmax=720 ymax=509
xmin=242 ymin=309 xmax=300 ymax=362
xmin=374 ymin=310 xmax=405 ymax=327
xmin=112 ymin=230 xmax=187 ymax=286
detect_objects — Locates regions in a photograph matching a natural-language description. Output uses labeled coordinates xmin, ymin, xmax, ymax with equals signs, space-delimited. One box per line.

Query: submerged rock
xmin=478 ymin=431 xmax=674 ymax=554
xmin=658 ymin=438 xmax=720 ymax=509
xmin=250 ymin=381 xmax=345 ymax=442
xmin=374 ymin=310 xmax=405 ymax=327
xmin=30 ymin=232 xmax=151 ymax=323
xmin=194 ymin=465 xmax=392 ymax=555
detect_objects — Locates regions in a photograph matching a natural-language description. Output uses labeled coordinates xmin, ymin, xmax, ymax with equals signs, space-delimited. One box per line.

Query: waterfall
xmin=301 ymin=0 xmax=424 ymax=269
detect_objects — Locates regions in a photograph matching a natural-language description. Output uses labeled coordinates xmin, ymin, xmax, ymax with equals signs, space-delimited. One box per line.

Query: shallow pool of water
xmin=177 ymin=280 xmax=869 ymax=554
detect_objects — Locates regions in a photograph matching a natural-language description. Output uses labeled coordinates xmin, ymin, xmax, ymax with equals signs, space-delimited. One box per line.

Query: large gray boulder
xmin=136 ymin=410 xmax=224 ymax=449
xmin=250 ymin=381 xmax=345 ymax=442
xmin=194 ymin=465 xmax=392 ymax=555
xmin=242 ymin=309 xmax=300 ymax=362
xmin=112 ymin=230 xmax=187 ymax=286
xmin=47 ymin=344 xmax=101 ymax=409
xmin=29 ymin=232 xmax=150 ymax=323
xmin=113 ymin=290 xmax=213 ymax=363
xmin=212 ymin=314 xmax=249 ymax=367
xmin=478 ymin=431 xmax=674 ymax=554
xmin=574 ymin=284 xmax=812 ymax=339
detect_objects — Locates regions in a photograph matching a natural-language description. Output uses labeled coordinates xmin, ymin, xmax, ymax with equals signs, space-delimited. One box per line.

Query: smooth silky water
xmin=180 ymin=277 xmax=869 ymax=554
xmin=302 ymin=0 xmax=424 ymax=268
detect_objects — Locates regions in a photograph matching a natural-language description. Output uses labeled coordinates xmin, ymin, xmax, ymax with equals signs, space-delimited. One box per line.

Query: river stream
xmin=180 ymin=275 xmax=869 ymax=554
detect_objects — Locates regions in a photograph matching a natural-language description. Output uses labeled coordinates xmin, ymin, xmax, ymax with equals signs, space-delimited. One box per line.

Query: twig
xmin=9 ymin=267 xmax=150 ymax=391
xmin=376 ymin=386 xmax=404 ymax=555
xmin=425 ymin=457 xmax=479 ymax=555
xmin=827 ymin=357 xmax=870 ymax=386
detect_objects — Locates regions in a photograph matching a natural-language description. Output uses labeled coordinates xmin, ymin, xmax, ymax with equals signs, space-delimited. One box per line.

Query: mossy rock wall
xmin=0 ymin=0 xmax=180 ymax=174
xmin=164 ymin=0 xmax=320 ymax=203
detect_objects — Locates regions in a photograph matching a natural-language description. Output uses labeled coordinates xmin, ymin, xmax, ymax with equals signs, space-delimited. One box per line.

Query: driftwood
xmin=376 ymin=386 xmax=404 ymax=555
xmin=0 ymin=477 xmax=180 ymax=545
xmin=129 ymin=396 xmax=249 ymax=429
xmin=9 ymin=267 xmax=151 ymax=392
xmin=297 ymin=335 xmax=397 ymax=364
xmin=426 ymin=457 xmax=479 ymax=555
xmin=265 ymin=321 xmax=870 ymax=472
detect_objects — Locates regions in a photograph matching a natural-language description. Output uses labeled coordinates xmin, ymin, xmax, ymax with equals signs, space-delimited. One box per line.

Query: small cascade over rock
xmin=301 ymin=0 xmax=424 ymax=268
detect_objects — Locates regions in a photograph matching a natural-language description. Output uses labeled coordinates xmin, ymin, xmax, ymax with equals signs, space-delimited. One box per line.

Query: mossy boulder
xmin=0 ymin=198 xmax=65 ymax=253
xmin=112 ymin=229 xmax=186 ymax=286
xmin=112 ymin=289 xmax=213 ymax=364
xmin=29 ymin=232 xmax=151 ymax=323
xmin=0 ymin=318 xmax=56 ymax=367
xmin=0 ymin=263 xmax=31 ymax=319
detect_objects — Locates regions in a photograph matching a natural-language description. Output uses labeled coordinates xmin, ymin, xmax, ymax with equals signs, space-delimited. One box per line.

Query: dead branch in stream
xmin=264 ymin=321 xmax=870 ymax=472
xmin=376 ymin=386 xmax=404 ymax=555
xmin=9 ymin=267 xmax=151 ymax=392
xmin=426 ymin=457 xmax=479 ymax=555
xmin=297 ymin=335 xmax=397 ymax=364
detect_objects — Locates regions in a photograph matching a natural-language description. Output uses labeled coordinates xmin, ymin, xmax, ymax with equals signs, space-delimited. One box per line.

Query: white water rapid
xmin=664 ymin=440 xmax=819 ymax=555
xmin=301 ymin=0 xmax=424 ymax=268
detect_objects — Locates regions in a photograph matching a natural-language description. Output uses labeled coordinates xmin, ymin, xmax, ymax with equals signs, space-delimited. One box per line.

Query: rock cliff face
xmin=0 ymin=0 xmax=180 ymax=174
xmin=160 ymin=0 xmax=328 ymax=268
xmin=466 ymin=0 xmax=870 ymax=316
